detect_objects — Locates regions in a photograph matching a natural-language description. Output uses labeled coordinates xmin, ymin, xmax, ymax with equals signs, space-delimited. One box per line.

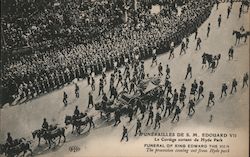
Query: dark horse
xmin=1 ymin=138 xmax=33 ymax=157
xmin=32 ymin=127 xmax=66 ymax=149
xmin=32 ymin=129 xmax=48 ymax=146
xmin=232 ymin=30 xmax=250 ymax=45
xmin=64 ymin=114 xmax=92 ymax=134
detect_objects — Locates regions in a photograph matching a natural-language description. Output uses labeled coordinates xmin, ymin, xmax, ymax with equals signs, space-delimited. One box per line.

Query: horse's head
xmin=232 ymin=30 xmax=236 ymax=35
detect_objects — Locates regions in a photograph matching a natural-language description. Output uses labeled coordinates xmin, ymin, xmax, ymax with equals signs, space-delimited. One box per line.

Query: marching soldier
xmin=197 ymin=81 xmax=204 ymax=100
xmin=154 ymin=112 xmax=161 ymax=130
xmin=63 ymin=91 xmax=68 ymax=107
xmin=242 ymin=73 xmax=249 ymax=88
xmin=208 ymin=91 xmax=215 ymax=107
xmin=218 ymin=14 xmax=222 ymax=27
xmin=180 ymin=83 xmax=186 ymax=94
xmin=120 ymin=126 xmax=128 ymax=142
xmin=228 ymin=46 xmax=234 ymax=60
xmin=194 ymin=28 xmax=198 ymax=40
xmin=163 ymin=97 xmax=172 ymax=117
xmin=98 ymin=79 xmax=104 ymax=96
xmin=114 ymin=109 xmax=121 ymax=126
xmin=128 ymin=106 xmax=134 ymax=122
xmin=140 ymin=104 xmax=146 ymax=120
xmin=185 ymin=64 xmax=192 ymax=79
xmin=188 ymin=100 xmax=195 ymax=116
xmin=164 ymin=77 xmax=170 ymax=92
xmin=135 ymin=119 xmax=142 ymax=136
xmin=172 ymin=89 xmax=179 ymax=112
xmin=227 ymin=6 xmax=232 ymax=18
xmin=88 ymin=92 xmax=94 ymax=108
xmin=207 ymin=23 xmax=211 ymax=37
xmin=186 ymin=37 xmax=189 ymax=49
xmin=179 ymin=91 xmax=186 ymax=108
xmin=146 ymin=107 xmax=154 ymax=126
xmin=168 ymin=45 xmax=174 ymax=59
xmin=158 ymin=63 xmax=163 ymax=76
xmin=75 ymin=83 xmax=79 ymax=98
xmin=180 ymin=41 xmax=186 ymax=55
xmin=230 ymin=78 xmax=238 ymax=94
xmin=166 ymin=82 xmax=173 ymax=97
xmin=171 ymin=106 xmax=181 ymax=123
xmin=91 ymin=77 xmax=95 ymax=91
xmin=166 ymin=64 xmax=170 ymax=78
xmin=220 ymin=83 xmax=228 ymax=98
xmin=196 ymin=37 xmax=202 ymax=50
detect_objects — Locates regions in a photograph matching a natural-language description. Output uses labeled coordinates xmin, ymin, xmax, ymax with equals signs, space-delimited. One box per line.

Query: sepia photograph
xmin=0 ymin=0 xmax=249 ymax=156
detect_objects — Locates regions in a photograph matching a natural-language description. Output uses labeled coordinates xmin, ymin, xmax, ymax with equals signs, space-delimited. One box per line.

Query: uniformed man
xmin=6 ymin=132 xmax=13 ymax=147
xmin=230 ymin=78 xmax=238 ymax=94
xmin=156 ymin=96 xmax=164 ymax=111
xmin=166 ymin=64 xmax=170 ymax=78
xmin=114 ymin=109 xmax=121 ymax=126
xmin=168 ymin=45 xmax=174 ymax=60
xmin=146 ymin=107 xmax=154 ymax=126
xmin=239 ymin=4 xmax=243 ymax=18
xmin=242 ymin=73 xmax=249 ymax=88
xmin=186 ymin=37 xmax=189 ymax=49
xmin=227 ymin=6 xmax=232 ymax=18
xmin=163 ymin=97 xmax=172 ymax=117
xmin=88 ymin=92 xmax=93 ymax=108
xmin=135 ymin=119 xmax=142 ymax=136
xmin=218 ymin=14 xmax=222 ymax=27
xmin=171 ymin=106 xmax=181 ymax=123
xmin=158 ymin=63 xmax=163 ymax=76
xmin=180 ymin=41 xmax=186 ymax=55
xmin=74 ymin=106 xmax=80 ymax=117
xmin=197 ymin=81 xmax=204 ymax=100
xmin=207 ymin=91 xmax=215 ymax=107
xmin=228 ymin=46 xmax=234 ymax=60
xmin=166 ymin=82 xmax=173 ymax=97
xmin=63 ymin=91 xmax=68 ymax=107
xmin=128 ymin=106 xmax=134 ymax=122
xmin=194 ymin=29 xmax=198 ymax=39
xmin=154 ymin=113 xmax=161 ymax=130
xmin=91 ymin=77 xmax=95 ymax=91
xmin=220 ymin=83 xmax=228 ymax=98
xmin=185 ymin=64 xmax=192 ymax=79
xmin=120 ymin=126 xmax=128 ymax=142
xmin=75 ymin=83 xmax=79 ymax=98
xmin=179 ymin=91 xmax=186 ymax=108
xmin=98 ymin=79 xmax=104 ymax=96
xmin=42 ymin=118 xmax=49 ymax=130
xmin=140 ymin=104 xmax=146 ymax=120
xmin=196 ymin=37 xmax=202 ymax=50
xmin=207 ymin=23 xmax=211 ymax=37
xmin=188 ymin=100 xmax=195 ymax=116
xmin=172 ymin=89 xmax=179 ymax=112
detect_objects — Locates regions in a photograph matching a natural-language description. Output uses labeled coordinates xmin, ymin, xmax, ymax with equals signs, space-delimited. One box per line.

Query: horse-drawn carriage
xmin=94 ymin=76 xmax=164 ymax=120
xmin=0 ymin=138 xmax=32 ymax=157
xmin=64 ymin=112 xmax=92 ymax=134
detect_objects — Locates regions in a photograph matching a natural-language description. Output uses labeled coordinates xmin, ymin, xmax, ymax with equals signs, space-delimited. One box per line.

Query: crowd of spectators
xmin=1 ymin=0 xmax=215 ymax=106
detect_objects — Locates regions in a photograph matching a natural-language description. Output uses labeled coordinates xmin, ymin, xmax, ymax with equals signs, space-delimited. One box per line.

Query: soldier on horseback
xmin=42 ymin=118 xmax=49 ymax=131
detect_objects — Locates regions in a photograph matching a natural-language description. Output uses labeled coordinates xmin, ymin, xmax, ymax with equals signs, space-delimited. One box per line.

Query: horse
xmin=42 ymin=127 xmax=66 ymax=149
xmin=232 ymin=30 xmax=250 ymax=45
xmin=64 ymin=114 xmax=91 ymax=134
xmin=1 ymin=138 xmax=33 ymax=157
xmin=32 ymin=129 xmax=48 ymax=146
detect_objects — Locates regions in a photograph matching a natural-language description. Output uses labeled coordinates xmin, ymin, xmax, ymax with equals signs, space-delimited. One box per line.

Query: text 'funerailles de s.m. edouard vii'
xmin=141 ymin=132 xmax=237 ymax=154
